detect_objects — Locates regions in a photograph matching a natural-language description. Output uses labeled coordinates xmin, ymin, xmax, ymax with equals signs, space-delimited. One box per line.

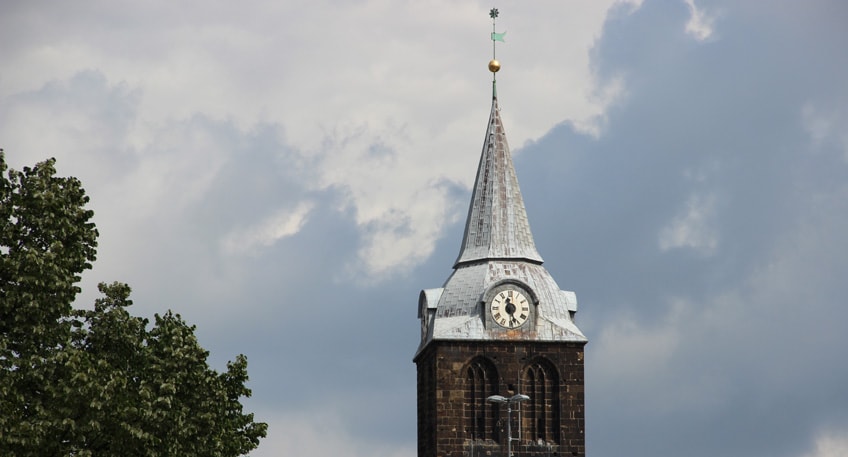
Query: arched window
xmin=465 ymin=357 xmax=499 ymax=442
xmin=523 ymin=358 xmax=560 ymax=443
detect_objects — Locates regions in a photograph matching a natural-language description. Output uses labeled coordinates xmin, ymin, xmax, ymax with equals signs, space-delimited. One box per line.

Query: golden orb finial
xmin=488 ymin=59 xmax=501 ymax=73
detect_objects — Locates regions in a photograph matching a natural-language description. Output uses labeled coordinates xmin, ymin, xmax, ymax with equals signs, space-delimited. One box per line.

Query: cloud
xmin=683 ymin=0 xmax=716 ymax=41
xmin=592 ymin=303 xmax=682 ymax=381
xmin=221 ymin=201 xmax=314 ymax=255
xmin=3 ymin=2 xmax=848 ymax=457
xmin=1 ymin=0 xmax=629 ymax=280
xmin=658 ymin=193 xmax=717 ymax=254
xmin=802 ymin=102 xmax=848 ymax=161
xmin=254 ymin=410 xmax=415 ymax=457
xmin=515 ymin=2 xmax=848 ymax=456
xmin=801 ymin=430 xmax=848 ymax=457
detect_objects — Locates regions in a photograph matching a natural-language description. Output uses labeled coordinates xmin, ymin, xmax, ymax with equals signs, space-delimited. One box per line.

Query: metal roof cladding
xmin=417 ymin=88 xmax=586 ymax=353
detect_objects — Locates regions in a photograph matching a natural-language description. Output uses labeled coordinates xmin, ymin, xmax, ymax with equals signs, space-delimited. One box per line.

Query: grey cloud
xmin=517 ymin=2 xmax=848 ymax=456
xmin=4 ymin=2 xmax=848 ymax=457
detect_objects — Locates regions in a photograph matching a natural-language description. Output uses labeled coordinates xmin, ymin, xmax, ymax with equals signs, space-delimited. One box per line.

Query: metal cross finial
xmin=489 ymin=8 xmax=499 ymax=19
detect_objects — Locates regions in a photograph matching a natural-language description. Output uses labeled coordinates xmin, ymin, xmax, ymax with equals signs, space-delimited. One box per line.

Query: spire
xmin=416 ymin=8 xmax=585 ymax=353
xmin=454 ymin=8 xmax=541 ymax=267
xmin=454 ymin=93 xmax=543 ymax=267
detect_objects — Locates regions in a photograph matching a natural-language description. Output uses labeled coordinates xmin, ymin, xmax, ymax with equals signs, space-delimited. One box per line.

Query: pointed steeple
xmin=414 ymin=9 xmax=585 ymax=353
xmin=414 ymin=15 xmax=588 ymax=451
xmin=454 ymin=91 xmax=543 ymax=267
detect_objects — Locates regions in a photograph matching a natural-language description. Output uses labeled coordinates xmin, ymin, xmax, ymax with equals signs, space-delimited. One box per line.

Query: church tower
xmin=413 ymin=9 xmax=588 ymax=457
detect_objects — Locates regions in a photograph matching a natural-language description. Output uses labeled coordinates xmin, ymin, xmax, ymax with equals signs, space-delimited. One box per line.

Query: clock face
xmin=490 ymin=288 xmax=530 ymax=328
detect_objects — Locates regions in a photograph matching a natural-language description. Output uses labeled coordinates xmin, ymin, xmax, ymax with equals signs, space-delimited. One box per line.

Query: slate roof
xmin=416 ymin=87 xmax=587 ymax=354
xmin=454 ymin=95 xmax=543 ymax=267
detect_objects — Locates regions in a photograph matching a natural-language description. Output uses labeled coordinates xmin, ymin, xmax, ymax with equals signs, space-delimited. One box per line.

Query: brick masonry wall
xmin=415 ymin=340 xmax=586 ymax=457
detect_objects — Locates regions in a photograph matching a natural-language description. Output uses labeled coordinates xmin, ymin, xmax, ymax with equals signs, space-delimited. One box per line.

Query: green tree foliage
xmin=0 ymin=152 xmax=267 ymax=456
xmin=0 ymin=152 xmax=97 ymax=354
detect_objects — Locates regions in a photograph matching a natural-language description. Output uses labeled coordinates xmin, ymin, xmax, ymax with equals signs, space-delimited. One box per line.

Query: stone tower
xmin=413 ymin=25 xmax=588 ymax=456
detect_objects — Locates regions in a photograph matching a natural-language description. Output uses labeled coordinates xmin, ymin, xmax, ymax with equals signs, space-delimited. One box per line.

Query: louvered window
xmin=523 ymin=359 xmax=560 ymax=443
xmin=466 ymin=358 xmax=499 ymax=442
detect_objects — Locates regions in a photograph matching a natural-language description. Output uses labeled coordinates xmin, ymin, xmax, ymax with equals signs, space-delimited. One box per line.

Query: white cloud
xmin=221 ymin=201 xmax=315 ymax=255
xmin=802 ymin=102 xmax=848 ymax=161
xmin=352 ymin=184 xmax=463 ymax=278
xmin=800 ymin=429 xmax=848 ymax=457
xmin=0 ymin=0 xmax=633 ymax=280
xmin=683 ymin=0 xmax=716 ymax=41
xmin=658 ymin=193 xmax=718 ymax=254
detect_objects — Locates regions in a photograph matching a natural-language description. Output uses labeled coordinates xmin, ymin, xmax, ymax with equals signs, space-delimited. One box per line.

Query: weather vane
xmin=488 ymin=7 xmax=505 ymax=76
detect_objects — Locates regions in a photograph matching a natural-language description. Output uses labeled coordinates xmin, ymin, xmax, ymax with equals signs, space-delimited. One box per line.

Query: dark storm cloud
xmin=4 ymin=1 xmax=847 ymax=456
xmin=163 ymin=3 xmax=848 ymax=454
xmin=516 ymin=2 xmax=848 ymax=456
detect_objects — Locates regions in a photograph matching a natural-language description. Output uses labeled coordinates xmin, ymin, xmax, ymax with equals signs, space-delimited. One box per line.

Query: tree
xmin=1 ymin=151 xmax=99 ymax=454
xmin=0 ymin=151 xmax=267 ymax=456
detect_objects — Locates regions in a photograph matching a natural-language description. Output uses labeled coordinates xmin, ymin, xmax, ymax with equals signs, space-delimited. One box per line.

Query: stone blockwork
xmin=415 ymin=340 xmax=586 ymax=457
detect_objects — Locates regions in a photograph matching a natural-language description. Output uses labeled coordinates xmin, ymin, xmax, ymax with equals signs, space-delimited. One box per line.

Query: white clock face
xmin=490 ymin=289 xmax=530 ymax=328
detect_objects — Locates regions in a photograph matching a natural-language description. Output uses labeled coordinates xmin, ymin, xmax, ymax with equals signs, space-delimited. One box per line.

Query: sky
xmin=2 ymin=0 xmax=848 ymax=456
